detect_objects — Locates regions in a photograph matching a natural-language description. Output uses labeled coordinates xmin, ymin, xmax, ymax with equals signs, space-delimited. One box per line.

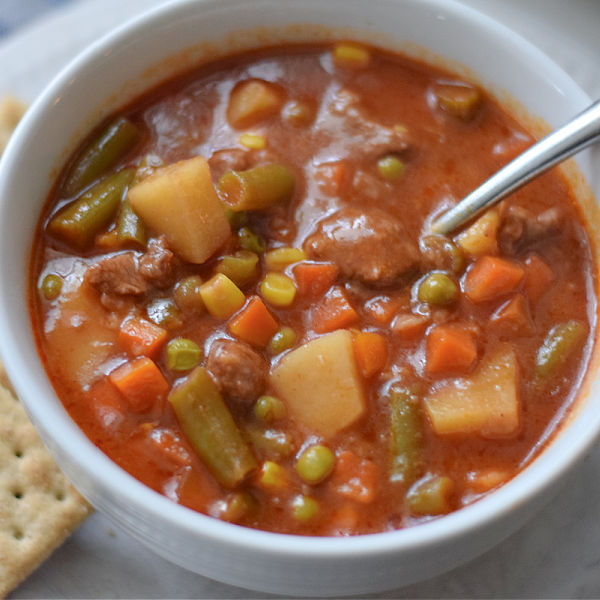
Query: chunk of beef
xmin=498 ymin=205 xmax=563 ymax=255
xmin=86 ymin=237 xmax=177 ymax=307
xmin=304 ymin=207 xmax=420 ymax=286
xmin=86 ymin=253 xmax=148 ymax=296
xmin=206 ymin=339 xmax=266 ymax=404
xmin=139 ymin=236 xmax=176 ymax=288
xmin=313 ymin=88 xmax=410 ymax=163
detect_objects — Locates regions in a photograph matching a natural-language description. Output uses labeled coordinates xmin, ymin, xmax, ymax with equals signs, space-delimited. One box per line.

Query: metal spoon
xmin=431 ymin=99 xmax=600 ymax=236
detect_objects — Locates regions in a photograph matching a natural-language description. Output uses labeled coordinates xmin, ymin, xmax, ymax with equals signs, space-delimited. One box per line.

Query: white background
xmin=3 ymin=0 xmax=600 ymax=597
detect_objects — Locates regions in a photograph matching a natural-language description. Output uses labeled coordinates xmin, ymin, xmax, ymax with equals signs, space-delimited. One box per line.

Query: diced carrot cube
xmin=392 ymin=313 xmax=429 ymax=341
xmin=118 ymin=316 xmax=167 ymax=358
xmin=364 ymin=295 xmax=405 ymax=324
xmin=328 ymin=504 xmax=359 ymax=536
xmin=331 ymin=451 xmax=378 ymax=504
xmin=109 ymin=357 xmax=169 ymax=411
xmin=463 ymin=256 xmax=524 ymax=303
xmin=293 ymin=262 xmax=339 ymax=298
xmin=147 ymin=427 xmax=192 ymax=468
xmin=426 ymin=324 xmax=477 ymax=375
xmin=311 ymin=286 xmax=359 ymax=333
xmin=353 ymin=332 xmax=388 ymax=377
xmin=228 ymin=296 xmax=279 ymax=347
xmin=522 ymin=253 xmax=555 ymax=305
xmin=490 ymin=294 xmax=534 ymax=337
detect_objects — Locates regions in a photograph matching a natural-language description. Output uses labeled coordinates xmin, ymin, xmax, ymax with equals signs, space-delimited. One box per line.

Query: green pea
xmin=377 ymin=155 xmax=405 ymax=180
xmin=267 ymin=327 xmax=297 ymax=354
xmin=292 ymin=495 xmax=320 ymax=522
xmin=254 ymin=395 xmax=286 ymax=422
xmin=174 ymin=276 xmax=205 ymax=315
xmin=218 ymin=491 xmax=258 ymax=523
xmin=41 ymin=274 xmax=63 ymax=300
xmin=238 ymin=227 xmax=266 ymax=254
xmin=417 ymin=272 xmax=458 ymax=306
xmin=295 ymin=445 xmax=335 ymax=485
xmin=166 ymin=338 xmax=203 ymax=371
xmin=146 ymin=298 xmax=182 ymax=329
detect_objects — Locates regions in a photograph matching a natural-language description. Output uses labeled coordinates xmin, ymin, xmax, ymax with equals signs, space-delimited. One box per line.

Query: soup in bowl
xmin=0 ymin=0 xmax=598 ymax=595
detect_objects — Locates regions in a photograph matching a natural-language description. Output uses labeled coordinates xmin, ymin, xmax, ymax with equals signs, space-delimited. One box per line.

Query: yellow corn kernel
xmin=260 ymin=273 xmax=297 ymax=307
xmin=264 ymin=247 xmax=306 ymax=271
xmin=199 ymin=273 xmax=245 ymax=319
xmin=239 ymin=133 xmax=267 ymax=150
xmin=257 ymin=461 xmax=288 ymax=492
xmin=332 ymin=42 xmax=370 ymax=68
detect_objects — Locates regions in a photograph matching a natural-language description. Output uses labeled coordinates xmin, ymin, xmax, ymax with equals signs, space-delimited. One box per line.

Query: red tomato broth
xmin=30 ymin=42 xmax=596 ymax=536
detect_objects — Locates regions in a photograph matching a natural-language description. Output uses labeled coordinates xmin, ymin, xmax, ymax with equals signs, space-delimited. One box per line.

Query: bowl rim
xmin=0 ymin=0 xmax=598 ymax=562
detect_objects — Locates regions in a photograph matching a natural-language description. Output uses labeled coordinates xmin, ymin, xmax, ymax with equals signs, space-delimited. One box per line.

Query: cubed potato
xmin=456 ymin=209 xmax=499 ymax=257
xmin=270 ymin=330 xmax=365 ymax=438
xmin=128 ymin=156 xmax=230 ymax=263
xmin=227 ymin=79 xmax=285 ymax=129
xmin=424 ymin=343 xmax=520 ymax=438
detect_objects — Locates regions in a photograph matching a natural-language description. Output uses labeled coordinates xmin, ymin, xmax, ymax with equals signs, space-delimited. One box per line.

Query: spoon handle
xmin=431 ymin=99 xmax=600 ymax=235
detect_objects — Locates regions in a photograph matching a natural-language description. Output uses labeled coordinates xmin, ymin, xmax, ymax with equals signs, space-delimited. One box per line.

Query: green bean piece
xmin=267 ymin=326 xmax=297 ymax=355
xmin=174 ymin=276 xmax=205 ymax=315
xmin=377 ymin=155 xmax=405 ymax=180
xmin=216 ymin=250 xmax=259 ymax=287
xmin=168 ymin=366 xmax=257 ymax=488
xmin=62 ymin=117 xmax=141 ymax=197
xmin=420 ymin=234 xmax=464 ymax=274
xmin=146 ymin=298 xmax=183 ymax=329
xmin=292 ymin=495 xmax=320 ymax=522
xmin=47 ymin=169 xmax=134 ymax=250
xmin=254 ymin=395 xmax=286 ymax=422
xmin=218 ymin=491 xmax=258 ymax=523
xmin=295 ymin=445 xmax=335 ymax=485
xmin=166 ymin=338 xmax=203 ymax=371
xmin=237 ymin=227 xmax=266 ymax=254
xmin=224 ymin=207 xmax=248 ymax=229
xmin=40 ymin=274 xmax=63 ymax=300
xmin=217 ymin=164 xmax=295 ymax=212
xmin=417 ymin=272 xmax=458 ymax=306
xmin=245 ymin=426 xmax=294 ymax=460
xmin=116 ymin=199 xmax=147 ymax=247
xmin=535 ymin=320 xmax=585 ymax=379
xmin=389 ymin=385 xmax=424 ymax=485
xmin=406 ymin=475 xmax=454 ymax=516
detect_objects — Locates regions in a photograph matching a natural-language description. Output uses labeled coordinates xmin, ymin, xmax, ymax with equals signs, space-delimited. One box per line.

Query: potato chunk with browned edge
xmin=128 ymin=156 xmax=230 ymax=263
xmin=270 ymin=330 xmax=365 ymax=438
xmin=424 ymin=343 xmax=519 ymax=438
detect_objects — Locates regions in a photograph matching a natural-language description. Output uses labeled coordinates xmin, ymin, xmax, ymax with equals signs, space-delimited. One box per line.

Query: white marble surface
xmin=3 ymin=0 xmax=600 ymax=597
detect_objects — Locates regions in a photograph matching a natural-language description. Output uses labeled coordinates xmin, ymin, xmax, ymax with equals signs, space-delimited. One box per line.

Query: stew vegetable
xmin=31 ymin=42 xmax=596 ymax=535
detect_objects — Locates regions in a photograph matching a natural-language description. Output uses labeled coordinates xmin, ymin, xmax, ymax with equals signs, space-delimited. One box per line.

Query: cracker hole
xmin=55 ymin=490 xmax=65 ymax=501
xmin=13 ymin=448 xmax=23 ymax=458
xmin=12 ymin=529 xmax=23 ymax=540
xmin=13 ymin=490 xmax=23 ymax=500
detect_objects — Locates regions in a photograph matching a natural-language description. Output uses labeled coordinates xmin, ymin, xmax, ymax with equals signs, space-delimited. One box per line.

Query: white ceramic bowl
xmin=0 ymin=0 xmax=599 ymax=596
